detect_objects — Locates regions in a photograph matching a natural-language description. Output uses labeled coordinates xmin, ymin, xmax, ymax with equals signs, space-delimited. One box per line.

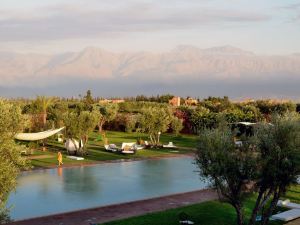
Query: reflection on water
xmin=8 ymin=157 xmax=207 ymax=220
xmin=63 ymin=167 xmax=100 ymax=197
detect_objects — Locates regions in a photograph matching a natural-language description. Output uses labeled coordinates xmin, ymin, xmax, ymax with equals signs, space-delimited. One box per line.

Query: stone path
xmin=8 ymin=189 xmax=217 ymax=225
xmin=286 ymin=218 xmax=300 ymax=225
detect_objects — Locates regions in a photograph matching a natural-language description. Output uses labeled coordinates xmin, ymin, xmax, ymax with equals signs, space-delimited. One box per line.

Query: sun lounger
xmin=66 ymin=156 xmax=84 ymax=160
xmin=179 ymin=212 xmax=194 ymax=224
xmin=163 ymin=142 xmax=177 ymax=148
xmin=121 ymin=143 xmax=136 ymax=154
xmin=180 ymin=220 xmax=194 ymax=224
xmin=104 ymin=144 xmax=119 ymax=152
xmin=277 ymin=199 xmax=300 ymax=209
xmin=134 ymin=144 xmax=144 ymax=150
xmin=271 ymin=209 xmax=300 ymax=221
xmin=235 ymin=141 xmax=243 ymax=147
xmin=121 ymin=150 xmax=135 ymax=154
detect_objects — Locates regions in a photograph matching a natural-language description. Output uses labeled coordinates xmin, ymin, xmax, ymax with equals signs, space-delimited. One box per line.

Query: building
xmin=185 ymin=97 xmax=198 ymax=106
xmin=111 ymin=99 xmax=125 ymax=104
xmin=99 ymin=99 xmax=125 ymax=104
xmin=169 ymin=96 xmax=181 ymax=107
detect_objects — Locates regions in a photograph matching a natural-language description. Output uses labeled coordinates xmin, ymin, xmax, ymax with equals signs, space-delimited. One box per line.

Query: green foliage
xmin=135 ymin=94 xmax=174 ymax=103
xmin=138 ymin=107 xmax=173 ymax=145
xmin=0 ymin=99 xmax=28 ymax=223
xmin=95 ymin=103 xmax=119 ymax=132
xmin=83 ymin=89 xmax=94 ymax=106
xmin=255 ymin=100 xmax=296 ymax=118
xmin=62 ymin=109 xmax=100 ymax=154
xmin=34 ymin=96 xmax=57 ymax=113
xmin=48 ymin=101 xmax=69 ymax=128
xmin=249 ymin=113 xmax=300 ymax=225
xmin=200 ymin=96 xmax=233 ymax=113
xmin=195 ymin=125 xmax=257 ymax=225
xmin=195 ymin=113 xmax=300 ymax=225
xmin=171 ymin=117 xmax=183 ymax=136
xmin=119 ymin=101 xmax=168 ymax=113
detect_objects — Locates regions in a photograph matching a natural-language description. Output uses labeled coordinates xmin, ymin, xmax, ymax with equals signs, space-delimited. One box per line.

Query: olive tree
xmin=249 ymin=114 xmax=300 ymax=225
xmin=63 ymin=109 xmax=99 ymax=155
xmin=171 ymin=117 xmax=183 ymax=136
xmin=195 ymin=125 xmax=258 ymax=225
xmin=138 ymin=106 xmax=173 ymax=145
xmin=0 ymin=100 xmax=28 ymax=223
xmin=195 ymin=113 xmax=300 ymax=225
xmin=96 ymin=104 xmax=119 ymax=132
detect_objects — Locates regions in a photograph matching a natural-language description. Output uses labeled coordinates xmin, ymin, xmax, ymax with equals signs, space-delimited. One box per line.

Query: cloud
xmin=0 ymin=2 xmax=270 ymax=42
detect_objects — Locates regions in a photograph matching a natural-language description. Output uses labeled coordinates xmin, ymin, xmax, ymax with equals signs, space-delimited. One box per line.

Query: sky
xmin=0 ymin=0 xmax=300 ymax=55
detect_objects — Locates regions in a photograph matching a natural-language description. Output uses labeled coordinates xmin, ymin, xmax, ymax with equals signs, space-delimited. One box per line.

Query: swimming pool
xmin=7 ymin=156 xmax=207 ymax=220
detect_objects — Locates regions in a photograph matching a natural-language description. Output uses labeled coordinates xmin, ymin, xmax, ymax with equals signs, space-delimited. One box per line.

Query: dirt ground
xmin=8 ymin=189 xmax=217 ymax=225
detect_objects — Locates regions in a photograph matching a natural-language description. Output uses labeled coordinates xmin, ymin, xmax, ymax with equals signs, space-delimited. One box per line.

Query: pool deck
xmin=8 ymin=189 xmax=217 ymax=225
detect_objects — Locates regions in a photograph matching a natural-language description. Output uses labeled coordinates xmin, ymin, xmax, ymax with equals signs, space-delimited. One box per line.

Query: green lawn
xmin=101 ymin=185 xmax=300 ymax=225
xmin=26 ymin=131 xmax=198 ymax=169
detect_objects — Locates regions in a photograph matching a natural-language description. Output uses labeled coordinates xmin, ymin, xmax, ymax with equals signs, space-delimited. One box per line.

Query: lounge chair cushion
xmin=271 ymin=209 xmax=300 ymax=221
xmin=109 ymin=144 xmax=117 ymax=149
xmin=277 ymin=199 xmax=300 ymax=209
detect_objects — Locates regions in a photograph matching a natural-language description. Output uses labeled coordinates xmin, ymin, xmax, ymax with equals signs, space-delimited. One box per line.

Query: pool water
xmin=7 ymin=156 xmax=207 ymax=220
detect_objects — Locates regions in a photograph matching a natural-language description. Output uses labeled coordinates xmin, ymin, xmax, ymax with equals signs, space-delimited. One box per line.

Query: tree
xmin=248 ymin=114 xmax=300 ymax=225
xmin=195 ymin=114 xmax=300 ymax=225
xmin=171 ymin=117 xmax=183 ymax=136
xmin=195 ymin=125 xmax=257 ymax=225
xmin=96 ymin=104 xmax=119 ymax=132
xmin=34 ymin=96 xmax=57 ymax=129
xmin=83 ymin=90 xmax=94 ymax=106
xmin=138 ymin=107 xmax=173 ymax=145
xmin=0 ymin=100 xmax=27 ymax=223
xmin=62 ymin=109 xmax=99 ymax=155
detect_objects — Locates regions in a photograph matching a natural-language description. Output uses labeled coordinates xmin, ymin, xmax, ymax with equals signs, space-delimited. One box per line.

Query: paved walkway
xmin=8 ymin=189 xmax=217 ymax=225
xmin=286 ymin=218 xmax=300 ymax=225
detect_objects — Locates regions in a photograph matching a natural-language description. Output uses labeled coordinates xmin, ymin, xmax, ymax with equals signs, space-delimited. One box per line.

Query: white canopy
xmin=15 ymin=127 xmax=65 ymax=141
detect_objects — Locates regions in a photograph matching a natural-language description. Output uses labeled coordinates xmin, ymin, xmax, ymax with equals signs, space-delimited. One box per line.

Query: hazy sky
xmin=0 ymin=0 xmax=300 ymax=54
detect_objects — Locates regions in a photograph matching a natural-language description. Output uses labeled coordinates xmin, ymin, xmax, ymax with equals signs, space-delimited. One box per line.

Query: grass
xmin=25 ymin=131 xmax=198 ymax=169
xmin=101 ymin=185 xmax=300 ymax=225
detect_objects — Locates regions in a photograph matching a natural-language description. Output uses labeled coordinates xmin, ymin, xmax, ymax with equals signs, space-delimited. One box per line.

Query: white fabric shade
xmin=15 ymin=127 xmax=65 ymax=141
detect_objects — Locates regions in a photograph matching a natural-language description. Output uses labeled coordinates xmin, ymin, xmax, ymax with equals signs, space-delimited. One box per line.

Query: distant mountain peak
xmin=0 ymin=45 xmax=299 ymax=88
xmin=204 ymin=45 xmax=254 ymax=55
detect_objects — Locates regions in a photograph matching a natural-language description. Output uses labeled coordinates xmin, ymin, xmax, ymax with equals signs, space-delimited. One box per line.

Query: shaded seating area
xmin=65 ymin=138 xmax=84 ymax=155
xmin=104 ymin=142 xmax=138 ymax=154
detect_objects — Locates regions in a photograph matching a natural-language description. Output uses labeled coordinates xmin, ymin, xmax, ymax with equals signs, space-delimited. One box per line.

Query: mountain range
xmin=0 ymin=46 xmax=300 ymax=98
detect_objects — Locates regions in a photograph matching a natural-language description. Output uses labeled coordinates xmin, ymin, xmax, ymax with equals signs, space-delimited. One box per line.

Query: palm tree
xmin=35 ymin=96 xmax=56 ymax=129
xmin=34 ymin=96 xmax=57 ymax=151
